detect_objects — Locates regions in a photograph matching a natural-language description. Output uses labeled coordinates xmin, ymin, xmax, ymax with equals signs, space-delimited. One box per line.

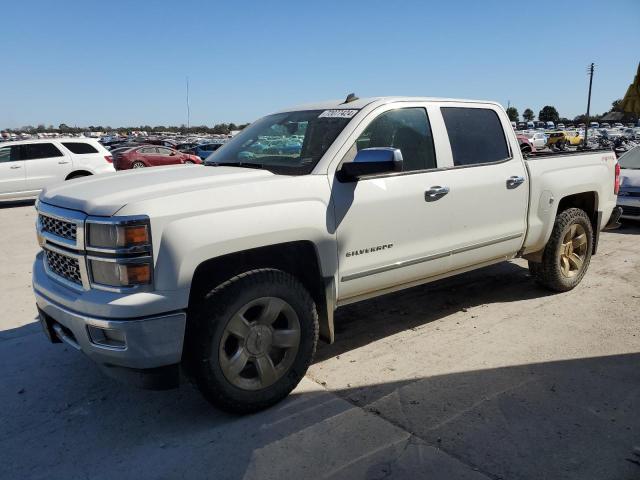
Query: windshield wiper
xmin=207 ymin=161 xmax=264 ymax=169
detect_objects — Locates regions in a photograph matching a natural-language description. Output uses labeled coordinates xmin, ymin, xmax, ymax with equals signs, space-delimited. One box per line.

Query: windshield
xmin=619 ymin=146 xmax=640 ymax=169
xmin=204 ymin=109 xmax=356 ymax=174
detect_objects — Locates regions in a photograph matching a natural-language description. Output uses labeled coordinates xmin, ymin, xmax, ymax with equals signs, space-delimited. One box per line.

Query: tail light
xmin=105 ymin=155 xmax=113 ymax=163
xmin=614 ymin=162 xmax=621 ymax=195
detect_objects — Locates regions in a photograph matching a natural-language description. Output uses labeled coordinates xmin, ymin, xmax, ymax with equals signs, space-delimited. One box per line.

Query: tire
xmin=185 ymin=269 xmax=319 ymax=413
xmin=132 ymin=161 xmax=146 ymax=169
xmin=529 ymin=208 xmax=593 ymax=292
xmin=185 ymin=160 xmax=195 ymax=164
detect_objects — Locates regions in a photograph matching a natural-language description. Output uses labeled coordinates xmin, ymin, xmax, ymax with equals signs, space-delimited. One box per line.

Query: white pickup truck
xmin=32 ymin=96 xmax=622 ymax=413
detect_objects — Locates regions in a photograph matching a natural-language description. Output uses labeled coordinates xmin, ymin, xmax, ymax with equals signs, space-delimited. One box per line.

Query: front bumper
xmin=36 ymin=290 xmax=186 ymax=389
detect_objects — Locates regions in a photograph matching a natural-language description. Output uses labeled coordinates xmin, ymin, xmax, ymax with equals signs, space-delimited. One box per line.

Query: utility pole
xmin=584 ymin=63 xmax=595 ymax=148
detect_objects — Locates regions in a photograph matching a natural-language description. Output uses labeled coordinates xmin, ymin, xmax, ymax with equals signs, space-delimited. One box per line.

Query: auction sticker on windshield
xmin=318 ymin=109 xmax=359 ymax=118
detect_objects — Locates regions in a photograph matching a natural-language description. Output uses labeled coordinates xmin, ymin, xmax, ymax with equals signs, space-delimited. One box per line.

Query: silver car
xmin=617 ymin=146 xmax=640 ymax=220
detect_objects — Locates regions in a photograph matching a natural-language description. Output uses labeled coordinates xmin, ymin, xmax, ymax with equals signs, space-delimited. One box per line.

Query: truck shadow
xmin=315 ymin=261 xmax=552 ymax=362
xmin=1 ymin=325 xmax=638 ymax=480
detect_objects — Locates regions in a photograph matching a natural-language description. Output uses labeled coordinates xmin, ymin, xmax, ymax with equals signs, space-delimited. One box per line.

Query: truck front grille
xmin=44 ymin=249 xmax=82 ymax=285
xmin=39 ymin=214 xmax=78 ymax=241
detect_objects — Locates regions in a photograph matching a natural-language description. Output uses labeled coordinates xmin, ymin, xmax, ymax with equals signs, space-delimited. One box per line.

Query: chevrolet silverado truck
xmin=33 ymin=96 xmax=623 ymax=413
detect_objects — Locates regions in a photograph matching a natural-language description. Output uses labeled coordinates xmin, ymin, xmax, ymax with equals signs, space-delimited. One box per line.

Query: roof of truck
xmin=277 ymin=96 xmax=503 ymax=113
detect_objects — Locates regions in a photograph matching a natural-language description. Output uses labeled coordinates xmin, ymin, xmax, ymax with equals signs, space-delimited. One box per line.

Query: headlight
xmin=85 ymin=217 xmax=153 ymax=290
xmin=89 ymin=259 xmax=152 ymax=287
xmin=87 ymin=221 xmax=150 ymax=250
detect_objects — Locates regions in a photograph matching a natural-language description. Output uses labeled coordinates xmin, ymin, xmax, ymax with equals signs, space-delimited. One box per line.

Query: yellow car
xmin=565 ymin=131 xmax=584 ymax=146
xmin=545 ymin=131 xmax=569 ymax=149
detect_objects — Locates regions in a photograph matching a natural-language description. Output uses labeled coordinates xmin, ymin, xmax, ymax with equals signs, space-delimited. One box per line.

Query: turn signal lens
xmin=123 ymin=225 xmax=149 ymax=245
xmin=125 ymin=264 xmax=151 ymax=284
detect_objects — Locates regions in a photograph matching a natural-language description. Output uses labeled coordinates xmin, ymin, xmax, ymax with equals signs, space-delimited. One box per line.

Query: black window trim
xmin=336 ymin=106 xmax=441 ymax=182
xmin=439 ymin=106 xmax=513 ymax=170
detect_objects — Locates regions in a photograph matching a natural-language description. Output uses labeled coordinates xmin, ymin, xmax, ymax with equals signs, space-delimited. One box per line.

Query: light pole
xmin=584 ymin=63 xmax=595 ymax=149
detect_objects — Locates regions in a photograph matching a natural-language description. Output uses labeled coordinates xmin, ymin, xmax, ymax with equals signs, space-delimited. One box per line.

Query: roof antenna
xmin=343 ymin=93 xmax=359 ymax=104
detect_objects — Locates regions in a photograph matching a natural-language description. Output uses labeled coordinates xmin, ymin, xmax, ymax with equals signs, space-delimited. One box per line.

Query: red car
xmin=113 ymin=146 xmax=202 ymax=170
xmin=516 ymin=134 xmax=536 ymax=155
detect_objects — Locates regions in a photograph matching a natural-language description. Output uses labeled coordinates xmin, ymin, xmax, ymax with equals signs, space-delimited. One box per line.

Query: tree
xmin=538 ymin=106 xmax=559 ymax=123
xmin=522 ymin=108 xmax=535 ymax=121
xmin=59 ymin=123 xmax=70 ymax=131
xmin=505 ymin=107 xmax=519 ymax=122
xmin=610 ymin=99 xmax=623 ymax=112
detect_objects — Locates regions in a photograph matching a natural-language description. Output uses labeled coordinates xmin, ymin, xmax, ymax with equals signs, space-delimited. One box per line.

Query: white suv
xmin=0 ymin=139 xmax=115 ymax=200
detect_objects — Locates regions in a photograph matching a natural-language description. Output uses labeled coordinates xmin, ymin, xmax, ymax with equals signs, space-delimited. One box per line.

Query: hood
xmin=40 ymin=165 xmax=274 ymax=216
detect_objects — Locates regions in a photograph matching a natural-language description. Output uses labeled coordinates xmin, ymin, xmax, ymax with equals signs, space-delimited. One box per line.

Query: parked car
xmin=557 ymin=123 xmax=565 ymax=130
xmin=32 ymin=96 xmax=620 ymax=413
xmin=113 ymin=146 xmax=202 ymax=170
xmin=546 ymin=131 xmax=568 ymax=150
xmin=186 ymin=142 xmax=225 ymax=160
xmin=0 ymin=139 xmax=114 ymax=200
xmin=617 ymin=146 xmax=640 ymax=220
xmin=525 ymin=131 xmax=547 ymax=149
xmin=545 ymin=121 xmax=555 ymax=129
xmin=516 ymin=134 xmax=536 ymax=154
xmin=564 ymin=131 xmax=584 ymax=146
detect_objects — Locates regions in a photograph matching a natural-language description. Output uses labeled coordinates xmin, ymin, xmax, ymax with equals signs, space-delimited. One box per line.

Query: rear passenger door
xmin=0 ymin=145 xmax=26 ymax=195
xmin=436 ymin=105 xmax=528 ymax=271
xmin=23 ymin=142 xmax=72 ymax=190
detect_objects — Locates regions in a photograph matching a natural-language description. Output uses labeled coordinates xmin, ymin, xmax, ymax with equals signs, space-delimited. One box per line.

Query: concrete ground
xmin=1 ymin=200 xmax=639 ymax=480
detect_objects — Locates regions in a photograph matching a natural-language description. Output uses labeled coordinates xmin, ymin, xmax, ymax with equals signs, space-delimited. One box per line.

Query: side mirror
xmin=169 ymin=151 xmax=176 ymax=156
xmin=338 ymin=147 xmax=403 ymax=181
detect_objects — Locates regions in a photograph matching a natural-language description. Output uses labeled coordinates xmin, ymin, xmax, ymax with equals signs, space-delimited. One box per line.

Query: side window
xmin=354 ymin=108 xmax=436 ymax=172
xmin=441 ymin=107 xmax=510 ymax=166
xmin=139 ymin=147 xmax=155 ymax=154
xmin=62 ymin=142 xmax=98 ymax=154
xmin=21 ymin=143 xmax=64 ymax=160
xmin=157 ymin=147 xmax=173 ymax=155
xmin=0 ymin=146 xmax=20 ymax=162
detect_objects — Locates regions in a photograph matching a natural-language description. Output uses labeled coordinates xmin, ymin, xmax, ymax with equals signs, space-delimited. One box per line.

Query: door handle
xmin=10 ymin=164 xmax=21 ymax=169
xmin=425 ymin=185 xmax=450 ymax=202
xmin=506 ymin=176 xmax=525 ymax=189
xmin=58 ymin=161 xmax=70 ymax=164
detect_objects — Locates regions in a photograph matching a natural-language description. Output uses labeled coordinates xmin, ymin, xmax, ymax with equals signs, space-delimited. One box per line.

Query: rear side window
xmin=62 ymin=142 xmax=99 ymax=154
xmin=138 ymin=147 xmax=156 ymax=154
xmin=355 ymin=108 xmax=437 ymax=172
xmin=441 ymin=107 xmax=510 ymax=166
xmin=0 ymin=145 xmax=21 ymax=162
xmin=21 ymin=143 xmax=64 ymax=160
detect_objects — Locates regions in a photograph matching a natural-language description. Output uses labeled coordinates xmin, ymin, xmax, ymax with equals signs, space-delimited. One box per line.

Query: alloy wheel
xmin=218 ymin=296 xmax=301 ymax=390
xmin=559 ymin=223 xmax=588 ymax=278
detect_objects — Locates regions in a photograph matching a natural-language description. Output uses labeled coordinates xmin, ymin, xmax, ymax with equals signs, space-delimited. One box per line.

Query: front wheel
xmin=131 ymin=161 xmax=146 ymax=169
xmin=529 ymin=208 xmax=593 ymax=292
xmin=185 ymin=269 xmax=319 ymax=413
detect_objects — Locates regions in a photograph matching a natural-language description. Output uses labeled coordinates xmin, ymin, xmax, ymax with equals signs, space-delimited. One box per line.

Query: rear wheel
xmin=132 ymin=161 xmax=146 ymax=169
xmin=529 ymin=208 xmax=593 ymax=292
xmin=185 ymin=269 xmax=318 ymax=413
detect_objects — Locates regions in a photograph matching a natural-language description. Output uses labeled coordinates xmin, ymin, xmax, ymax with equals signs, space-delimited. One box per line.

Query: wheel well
xmin=66 ymin=170 xmax=92 ymax=180
xmin=188 ymin=241 xmax=331 ymax=341
xmin=557 ymin=191 xmax=598 ymax=252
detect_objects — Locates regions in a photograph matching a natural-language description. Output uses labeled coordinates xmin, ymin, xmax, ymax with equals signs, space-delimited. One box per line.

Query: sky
xmin=1 ymin=0 xmax=638 ymax=129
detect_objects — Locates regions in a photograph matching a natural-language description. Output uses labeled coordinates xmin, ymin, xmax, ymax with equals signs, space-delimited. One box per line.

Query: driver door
xmin=332 ymin=105 xmax=455 ymax=301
